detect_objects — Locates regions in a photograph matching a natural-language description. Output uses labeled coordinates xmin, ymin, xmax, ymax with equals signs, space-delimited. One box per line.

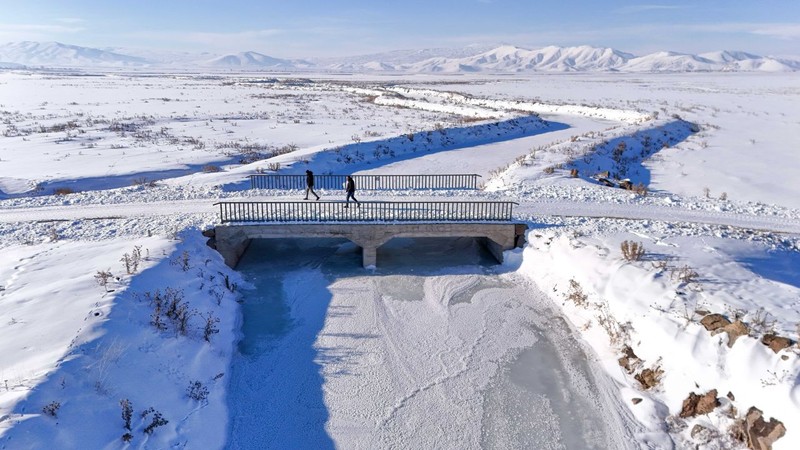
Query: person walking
xmin=304 ymin=170 xmax=320 ymax=201
xmin=343 ymin=175 xmax=359 ymax=208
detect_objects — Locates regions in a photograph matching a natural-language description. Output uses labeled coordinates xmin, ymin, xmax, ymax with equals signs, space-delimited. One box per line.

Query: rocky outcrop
xmin=700 ymin=313 xmax=730 ymax=332
xmin=712 ymin=319 xmax=749 ymax=347
xmin=618 ymin=345 xmax=641 ymax=374
xmin=679 ymin=389 xmax=720 ymax=418
xmin=761 ymin=334 xmax=793 ymax=353
xmin=731 ymin=407 xmax=787 ymax=450
xmin=635 ymin=366 xmax=663 ymax=390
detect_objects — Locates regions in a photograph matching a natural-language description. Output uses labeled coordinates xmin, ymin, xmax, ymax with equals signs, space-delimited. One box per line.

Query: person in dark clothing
xmin=343 ymin=175 xmax=359 ymax=208
xmin=304 ymin=170 xmax=320 ymax=201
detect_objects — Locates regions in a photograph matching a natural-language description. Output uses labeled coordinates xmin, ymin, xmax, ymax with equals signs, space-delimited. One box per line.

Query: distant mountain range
xmin=1 ymin=41 xmax=798 ymax=73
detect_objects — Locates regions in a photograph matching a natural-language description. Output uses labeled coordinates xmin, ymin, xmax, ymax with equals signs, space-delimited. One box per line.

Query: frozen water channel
xmin=225 ymin=237 xmax=633 ymax=449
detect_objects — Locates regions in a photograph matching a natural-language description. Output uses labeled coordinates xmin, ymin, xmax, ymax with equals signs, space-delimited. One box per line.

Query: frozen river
xmin=224 ymin=237 xmax=633 ymax=449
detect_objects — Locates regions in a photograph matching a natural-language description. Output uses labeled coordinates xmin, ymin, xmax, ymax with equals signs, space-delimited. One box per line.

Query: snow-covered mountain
xmin=0 ymin=41 xmax=796 ymax=73
xmin=0 ymin=41 xmax=149 ymax=67
xmin=0 ymin=61 xmax=25 ymax=69
xmin=405 ymin=45 xmax=634 ymax=72
xmin=400 ymin=45 xmax=798 ymax=73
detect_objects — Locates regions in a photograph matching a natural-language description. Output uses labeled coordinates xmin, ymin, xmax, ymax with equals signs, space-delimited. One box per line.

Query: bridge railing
xmin=249 ymin=174 xmax=481 ymax=190
xmin=215 ymin=201 xmax=517 ymax=223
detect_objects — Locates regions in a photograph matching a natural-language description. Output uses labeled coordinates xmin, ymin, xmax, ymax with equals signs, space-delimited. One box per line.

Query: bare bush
xmin=749 ymin=308 xmax=777 ymax=335
xmin=202 ymin=164 xmax=221 ymax=173
xmin=596 ymin=300 xmax=629 ymax=346
xmin=266 ymin=162 xmax=281 ymax=172
xmin=543 ymin=166 xmax=555 ymax=174
xmin=566 ymin=279 xmax=588 ymax=307
xmin=141 ymin=407 xmax=168 ymax=435
xmin=132 ymin=177 xmax=157 ymax=187
xmin=672 ymin=265 xmax=699 ymax=284
xmin=170 ymin=251 xmax=191 ymax=272
xmin=620 ymin=240 xmax=646 ymax=261
xmin=95 ymin=270 xmax=113 ymax=292
xmin=42 ymin=401 xmax=61 ymax=417
xmin=120 ymin=246 xmax=143 ymax=275
xmin=54 ymin=187 xmax=74 ymax=196
xmin=186 ymin=380 xmax=209 ymax=401
xmin=632 ymin=183 xmax=648 ymax=197
xmin=120 ymin=398 xmax=133 ymax=431
xmin=203 ymin=312 xmax=220 ymax=342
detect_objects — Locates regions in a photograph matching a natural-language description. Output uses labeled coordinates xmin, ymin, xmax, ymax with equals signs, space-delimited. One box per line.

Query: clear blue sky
xmin=1 ymin=0 xmax=798 ymax=57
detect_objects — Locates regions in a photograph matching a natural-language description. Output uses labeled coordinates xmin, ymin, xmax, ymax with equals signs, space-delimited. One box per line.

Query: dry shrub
xmin=202 ymin=164 xmax=221 ymax=173
xmin=632 ymin=183 xmax=648 ymax=196
xmin=54 ymin=187 xmax=74 ymax=195
xmin=543 ymin=166 xmax=555 ymax=174
xmin=673 ymin=265 xmax=699 ymax=284
xmin=566 ymin=279 xmax=588 ymax=307
xmin=621 ymin=240 xmax=645 ymax=261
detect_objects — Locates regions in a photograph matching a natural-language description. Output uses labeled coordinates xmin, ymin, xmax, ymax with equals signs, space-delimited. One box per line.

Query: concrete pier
xmin=212 ymin=222 xmax=527 ymax=268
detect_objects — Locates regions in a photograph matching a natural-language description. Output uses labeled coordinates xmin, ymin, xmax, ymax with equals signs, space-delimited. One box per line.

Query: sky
xmin=1 ymin=0 xmax=799 ymax=58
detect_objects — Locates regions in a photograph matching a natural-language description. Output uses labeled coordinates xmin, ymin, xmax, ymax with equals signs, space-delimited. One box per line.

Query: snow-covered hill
xmin=204 ymin=51 xmax=313 ymax=69
xmin=0 ymin=41 xmax=149 ymax=67
xmin=0 ymin=41 xmax=797 ymax=72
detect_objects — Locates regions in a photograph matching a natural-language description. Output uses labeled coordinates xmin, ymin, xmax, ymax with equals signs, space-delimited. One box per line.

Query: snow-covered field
xmin=0 ymin=70 xmax=798 ymax=449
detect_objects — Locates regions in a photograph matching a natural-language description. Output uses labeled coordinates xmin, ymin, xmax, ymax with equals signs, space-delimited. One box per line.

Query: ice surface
xmin=226 ymin=237 xmax=631 ymax=449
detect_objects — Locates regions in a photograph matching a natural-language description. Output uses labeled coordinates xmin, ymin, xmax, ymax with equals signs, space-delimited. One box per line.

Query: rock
xmin=727 ymin=391 xmax=736 ymax=401
xmin=713 ymin=320 xmax=749 ymax=347
xmin=618 ymin=345 xmax=641 ymax=374
xmin=598 ymin=177 xmax=615 ymax=187
xmin=635 ymin=367 xmax=663 ymax=390
xmin=201 ymin=228 xmax=216 ymax=238
xmin=761 ymin=334 xmax=793 ymax=354
xmin=700 ymin=313 xmax=731 ymax=332
xmin=619 ymin=179 xmax=633 ymax=190
xmin=695 ymin=309 xmax=710 ymax=316
xmin=631 ymin=397 xmax=642 ymax=405
xmin=691 ymin=424 xmax=714 ymax=444
xmin=732 ymin=407 xmax=787 ymax=450
xmin=679 ymin=389 xmax=720 ymax=418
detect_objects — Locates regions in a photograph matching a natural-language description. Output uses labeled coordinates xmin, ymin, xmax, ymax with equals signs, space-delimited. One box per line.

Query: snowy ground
xmin=0 ymin=71 xmax=798 ymax=449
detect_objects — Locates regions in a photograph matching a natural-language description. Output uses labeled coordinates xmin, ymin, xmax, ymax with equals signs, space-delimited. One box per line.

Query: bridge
xmin=210 ymin=200 xmax=527 ymax=268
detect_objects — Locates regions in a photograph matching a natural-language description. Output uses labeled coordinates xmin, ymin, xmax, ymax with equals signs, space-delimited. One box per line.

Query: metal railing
xmin=216 ymin=201 xmax=517 ymax=223
xmin=249 ymin=174 xmax=481 ymax=190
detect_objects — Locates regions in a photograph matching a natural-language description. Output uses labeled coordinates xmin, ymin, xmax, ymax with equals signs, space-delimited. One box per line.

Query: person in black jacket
xmin=304 ymin=170 xmax=320 ymax=201
xmin=343 ymin=175 xmax=359 ymax=208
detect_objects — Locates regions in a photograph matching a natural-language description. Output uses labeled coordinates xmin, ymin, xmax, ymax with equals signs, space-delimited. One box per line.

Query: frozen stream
xmin=224 ymin=237 xmax=633 ymax=449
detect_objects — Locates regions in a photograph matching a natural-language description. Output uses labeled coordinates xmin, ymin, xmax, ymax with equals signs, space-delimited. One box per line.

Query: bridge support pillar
xmin=361 ymin=245 xmax=378 ymax=268
xmin=482 ymin=238 xmax=505 ymax=263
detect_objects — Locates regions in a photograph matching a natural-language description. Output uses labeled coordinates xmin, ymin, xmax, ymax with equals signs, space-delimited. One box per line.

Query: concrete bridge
xmin=209 ymin=201 xmax=527 ymax=268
